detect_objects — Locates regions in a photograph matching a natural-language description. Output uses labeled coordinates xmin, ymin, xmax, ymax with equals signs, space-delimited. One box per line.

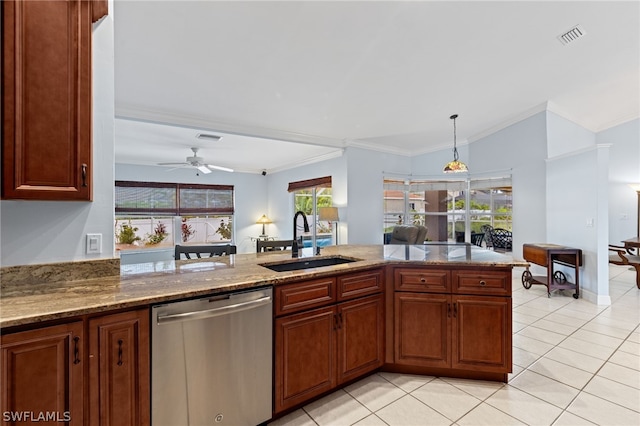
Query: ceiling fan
xmin=158 ymin=147 xmax=233 ymax=173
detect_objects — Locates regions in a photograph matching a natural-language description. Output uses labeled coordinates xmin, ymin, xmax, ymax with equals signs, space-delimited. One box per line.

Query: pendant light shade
xmin=443 ymin=114 xmax=468 ymax=173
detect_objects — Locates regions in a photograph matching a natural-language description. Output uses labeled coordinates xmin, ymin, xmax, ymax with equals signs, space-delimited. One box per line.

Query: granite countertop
xmin=0 ymin=244 xmax=527 ymax=329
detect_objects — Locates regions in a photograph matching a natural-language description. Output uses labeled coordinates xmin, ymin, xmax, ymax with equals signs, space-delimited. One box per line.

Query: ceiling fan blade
xmin=206 ymin=164 xmax=234 ymax=173
xmin=163 ymin=165 xmax=190 ymax=172
xmin=197 ymin=165 xmax=212 ymax=174
xmin=158 ymin=162 xmax=189 ymax=166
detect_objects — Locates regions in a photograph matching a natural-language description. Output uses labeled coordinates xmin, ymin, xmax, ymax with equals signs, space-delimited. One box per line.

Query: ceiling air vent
xmin=196 ymin=133 xmax=221 ymax=142
xmin=558 ymin=25 xmax=586 ymax=45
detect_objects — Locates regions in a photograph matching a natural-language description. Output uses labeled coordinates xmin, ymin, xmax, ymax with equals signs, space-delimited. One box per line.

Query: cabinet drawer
xmin=337 ymin=269 xmax=383 ymax=301
xmin=394 ymin=268 xmax=450 ymax=293
xmin=275 ymin=278 xmax=336 ymax=316
xmin=453 ymin=270 xmax=511 ymax=296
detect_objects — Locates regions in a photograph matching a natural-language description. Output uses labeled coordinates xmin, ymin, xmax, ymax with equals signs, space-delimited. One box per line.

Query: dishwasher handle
xmin=156 ymin=295 xmax=271 ymax=325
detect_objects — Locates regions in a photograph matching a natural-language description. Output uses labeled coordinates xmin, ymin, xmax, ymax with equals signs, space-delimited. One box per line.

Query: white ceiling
xmin=114 ymin=1 xmax=640 ymax=174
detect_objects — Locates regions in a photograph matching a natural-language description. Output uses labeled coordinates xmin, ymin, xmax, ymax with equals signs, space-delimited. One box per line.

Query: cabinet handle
xmin=453 ymin=303 xmax=458 ymax=318
xmin=479 ymin=280 xmax=486 ymax=286
xmin=333 ymin=314 xmax=338 ymax=331
xmin=419 ymin=277 xmax=426 ymax=283
xmin=73 ymin=336 xmax=81 ymax=364
xmin=338 ymin=312 xmax=343 ymax=329
xmin=447 ymin=303 xmax=451 ymax=318
xmin=81 ymin=164 xmax=88 ymax=187
xmin=117 ymin=339 xmax=124 ymax=366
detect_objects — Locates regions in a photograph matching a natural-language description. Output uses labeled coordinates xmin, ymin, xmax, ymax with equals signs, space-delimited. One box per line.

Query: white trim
xmin=267 ymin=149 xmax=344 ymax=174
xmin=545 ymin=143 xmax=612 ymax=163
xmin=579 ymin=287 xmax=612 ymax=306
xmin=467 ymin=102 xmax=549 ymax=143
xmin=346 ymin=139 xmax=413 ymax=156
xmin=116 ymin=105 xmax=346 ymax=148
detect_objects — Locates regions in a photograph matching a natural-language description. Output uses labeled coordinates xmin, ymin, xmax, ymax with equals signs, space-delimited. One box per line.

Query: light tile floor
xmin=270 ymin=265 xmax=640 ymax=426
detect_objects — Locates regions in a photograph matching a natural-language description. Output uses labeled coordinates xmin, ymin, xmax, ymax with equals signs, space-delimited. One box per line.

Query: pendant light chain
xmin=451 ymin=114 xmax=459 ymax=161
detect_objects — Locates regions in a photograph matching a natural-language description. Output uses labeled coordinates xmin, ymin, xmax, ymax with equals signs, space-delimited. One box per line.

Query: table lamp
xmin=318 ymin=207 xmax=340 ymax=244
xmin=256 ymin=214 xmax=273 ymax=238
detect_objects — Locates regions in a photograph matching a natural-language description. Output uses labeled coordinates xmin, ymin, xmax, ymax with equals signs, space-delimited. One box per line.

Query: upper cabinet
xmin=1 ymin=0 xmax=107 ymax=201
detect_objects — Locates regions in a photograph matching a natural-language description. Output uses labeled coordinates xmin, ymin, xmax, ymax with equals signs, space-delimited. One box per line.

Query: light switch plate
xmin=86 ymin=233 xmax=102 ymax=254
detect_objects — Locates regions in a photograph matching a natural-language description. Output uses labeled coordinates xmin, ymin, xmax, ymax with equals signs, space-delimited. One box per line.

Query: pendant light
xmin=443 ymin=114 xmax=468 ymax=173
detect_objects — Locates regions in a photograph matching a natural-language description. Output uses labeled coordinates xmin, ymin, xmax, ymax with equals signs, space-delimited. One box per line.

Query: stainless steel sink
xmin=260 ymin=256 xmax=359 ymax=272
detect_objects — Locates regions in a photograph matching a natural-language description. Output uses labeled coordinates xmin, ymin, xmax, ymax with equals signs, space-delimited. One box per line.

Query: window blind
xmin=115 ymin=181 xmax=234 ymax=215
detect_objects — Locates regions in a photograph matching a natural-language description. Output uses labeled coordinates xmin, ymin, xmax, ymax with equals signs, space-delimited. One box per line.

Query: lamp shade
xmin=256 ymin=214 xmax=272 ymax=225
xmin=318 ymin=207 xmax=339 ymax=222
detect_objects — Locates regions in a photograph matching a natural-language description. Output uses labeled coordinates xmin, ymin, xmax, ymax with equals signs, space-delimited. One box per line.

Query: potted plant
xmin=115 ymin=220 xmax=141 ymax=250
xmin=145 ymin=222 xmax=168 ymax=246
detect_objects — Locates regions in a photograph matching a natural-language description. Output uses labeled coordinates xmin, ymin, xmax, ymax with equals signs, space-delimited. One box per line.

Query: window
xmin=115 ymin=181 xmax=234 ymax=250
xmin=383 ymin=177 xmax=511 ymax=242
xmin=288 ymin=176 xmax=334 ymax=247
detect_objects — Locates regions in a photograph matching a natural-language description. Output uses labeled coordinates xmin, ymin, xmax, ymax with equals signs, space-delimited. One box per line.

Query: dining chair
xmin=174 ymin=244 xmax=237 ymax=260
xmin=256 ymin=240 xmax=294 ymax=253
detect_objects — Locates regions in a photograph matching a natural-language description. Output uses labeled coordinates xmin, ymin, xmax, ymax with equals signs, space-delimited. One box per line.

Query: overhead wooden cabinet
xmin=2 ymin=0 xmax=107 ymax=201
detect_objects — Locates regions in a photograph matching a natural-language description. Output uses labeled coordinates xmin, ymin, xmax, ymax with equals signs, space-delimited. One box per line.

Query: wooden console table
xmin=623 ymin=237 xmax=640 ymax=255
xmin=522 ymin=243 xmax=582 ymax=298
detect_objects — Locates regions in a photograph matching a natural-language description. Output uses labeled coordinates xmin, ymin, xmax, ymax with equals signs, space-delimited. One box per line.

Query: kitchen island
xmin=1 ymin=244 xmax=527 ymax=424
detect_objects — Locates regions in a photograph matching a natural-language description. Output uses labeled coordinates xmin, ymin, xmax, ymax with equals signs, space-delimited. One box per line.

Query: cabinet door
xmin=337 ymin=294 xmax=384 ymax=384
xmin=394 ymin=293 xmax=450 ymax=368
xmin=89 ymin=309 xmax=150 ymax=426
xmin=1 ymin=321 xmax=84 ymax=424
xmin=2 ymin=0 xmax=92 ymax=200
xmin=275 ymin=306 xmax=336 ymax=414
xmin=451 ymin=295 xmax=512 ymax=372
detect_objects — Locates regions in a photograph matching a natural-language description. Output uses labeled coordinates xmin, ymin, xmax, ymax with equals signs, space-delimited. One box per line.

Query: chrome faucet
xmin=292 ymin=210 xmax=310 ymax=258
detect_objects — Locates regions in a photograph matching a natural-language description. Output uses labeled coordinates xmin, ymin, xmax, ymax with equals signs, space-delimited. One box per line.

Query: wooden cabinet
xmin=452 ymin=295 xmax=511 ymax=372
xmin=89 ymin=309 xmax=150 ymax=426
xmin=2 ymin=0 xmax=107 ymax=200
xmin=337 ymin=295 xmax=384 ymax=384
xmin=275 ymin=306 xmax=336 ymax=412
xmin=1 ymin=321 xmax=84 ymax=424
xmin=393 ymin=266 xmax=512 ymax=380
xmin=274 ymin=269 xmax=384 ymax=414
xmin=1 ymin=306 xmax=148 ymax=426
xmin=394 ymin=292 xmax=449 ymax=368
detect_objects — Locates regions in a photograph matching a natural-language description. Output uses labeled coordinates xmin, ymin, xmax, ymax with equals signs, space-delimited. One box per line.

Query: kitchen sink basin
xmin=260 ymin=256 xmax=359 ymax=272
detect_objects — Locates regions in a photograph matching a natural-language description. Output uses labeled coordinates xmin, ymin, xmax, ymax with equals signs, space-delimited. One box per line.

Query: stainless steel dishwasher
xmin=151 ymin=287 xmax=273 ymax=426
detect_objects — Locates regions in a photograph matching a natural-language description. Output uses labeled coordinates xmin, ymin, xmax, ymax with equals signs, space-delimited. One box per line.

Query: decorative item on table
xmin=318 ymin=206 xmax=340 ymax=245
xmin=256 ymin=214 xmax=273 ymax=238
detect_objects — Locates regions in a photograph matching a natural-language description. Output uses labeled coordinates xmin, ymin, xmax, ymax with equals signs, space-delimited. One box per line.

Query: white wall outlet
xmin=586 ymin=218 xmax=595 ymax=227
xmin=86 ymin=233 xmax=102 ymax=254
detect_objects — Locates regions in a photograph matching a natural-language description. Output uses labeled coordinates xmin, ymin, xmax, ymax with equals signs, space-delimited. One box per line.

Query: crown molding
xmin=115 ymin=105 xmax=346 ymax=149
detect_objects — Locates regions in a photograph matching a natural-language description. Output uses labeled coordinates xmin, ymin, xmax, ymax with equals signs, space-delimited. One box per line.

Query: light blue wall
xmin=265 ymin=154 xmax=348 ymax=243
xmin=346 ymin=147 xmax=411 ymax=244
xmin=412 ymin=112 xmax=548 ymax=261
xmin=547 ymin=112 xmax=596 ymax=157
xmin=0 ymin=8 xmax=116 ymax=267
xmin=599 ymin=118 xmax=640 ymax=243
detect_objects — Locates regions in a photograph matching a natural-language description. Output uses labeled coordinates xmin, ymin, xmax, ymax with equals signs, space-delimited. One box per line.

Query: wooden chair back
xmin=174 ymin=244 xmax=237 ymax=260
xmin=257 ymin=240 xmax=294 ymax=253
